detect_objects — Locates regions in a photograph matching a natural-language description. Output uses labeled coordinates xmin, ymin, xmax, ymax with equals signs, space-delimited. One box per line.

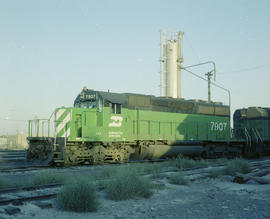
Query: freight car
xmin=27 ymin=87 xmax=266 ymax=166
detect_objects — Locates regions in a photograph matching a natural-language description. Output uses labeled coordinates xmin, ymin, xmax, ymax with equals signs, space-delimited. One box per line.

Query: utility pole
xmin=205 ymin=70 xmax=214 ymax=102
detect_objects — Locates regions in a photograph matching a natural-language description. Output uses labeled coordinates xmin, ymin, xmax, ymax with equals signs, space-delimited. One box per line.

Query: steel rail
xmin=0 ymin=193 xmax=57 ymax=206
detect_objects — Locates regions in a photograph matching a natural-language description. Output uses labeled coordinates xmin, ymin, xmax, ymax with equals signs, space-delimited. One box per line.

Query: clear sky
xmin=0 ymin=0 xmax=269 ymax=135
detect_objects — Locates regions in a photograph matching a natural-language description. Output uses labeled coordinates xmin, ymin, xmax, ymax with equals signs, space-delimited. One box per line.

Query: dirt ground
xmin=1 ymin=174 xmax=270 ymax=219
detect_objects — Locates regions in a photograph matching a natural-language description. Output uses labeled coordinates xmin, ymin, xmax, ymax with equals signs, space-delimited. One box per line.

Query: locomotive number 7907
xmin=210 ymin=122 xmax=227 ymax=131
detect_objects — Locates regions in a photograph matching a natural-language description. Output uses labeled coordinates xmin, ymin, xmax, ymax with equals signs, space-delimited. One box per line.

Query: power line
xmin=0 ymin=118 xmax=27 ymax=122
xmin=184 ymin=33 xmax=201 ymax=63
xmin=182 ymin=68 xmax=228 ymax=92
xmin=182 ymin=67 xmax=231 ymax=107
xmin=219 ymin=63 xmax=270 ymax=74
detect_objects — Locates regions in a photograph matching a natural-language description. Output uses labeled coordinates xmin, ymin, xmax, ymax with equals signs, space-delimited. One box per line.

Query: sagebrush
xmin=169 ymin=172 xmax=190 ymax=185
xmin=173 ymin=155 xmax=208 ymax=169
xmin=96 ymin=166 xmax=117 ymax=179
xmin=104 ymin=167 xmax=154 ymax=201
xmin=208 ymin=168 xmax=224 ymax=178
xmin=57 ymin=178 xmax=99 ymax=212
xmin=29 ymin=170 xmax=67 ymax=186
xmin=223 ymin=158 xmax=251 ymax=176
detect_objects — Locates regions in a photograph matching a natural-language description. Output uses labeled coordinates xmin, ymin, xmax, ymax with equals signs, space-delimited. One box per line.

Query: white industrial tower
xmin=160 ymin=31 xmax=184 ymax=98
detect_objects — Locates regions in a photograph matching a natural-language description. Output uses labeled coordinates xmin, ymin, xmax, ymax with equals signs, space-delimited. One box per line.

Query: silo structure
xmin=164 ymin=40 xmax=179 ymax=98
xmin=160 ymin=31 xmax=184 ymax=98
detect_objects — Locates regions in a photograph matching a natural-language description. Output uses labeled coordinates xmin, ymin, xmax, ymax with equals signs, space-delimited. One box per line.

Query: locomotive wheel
xmin=92 ymin=146 xmax=106 ymax=164
xmin=114 ymin=148 xmax=131 ymax=163
xmin=115 ymin=153 xmax=125 ymax=163
xmin=68 ymin=154 xmax=78 ymax=165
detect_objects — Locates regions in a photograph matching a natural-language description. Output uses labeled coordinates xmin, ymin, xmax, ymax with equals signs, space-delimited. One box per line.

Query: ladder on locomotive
xmin=53 ymin=137 xmax=66 ymax=164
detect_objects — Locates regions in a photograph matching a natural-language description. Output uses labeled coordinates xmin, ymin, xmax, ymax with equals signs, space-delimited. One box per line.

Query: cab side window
xmin=111 ymin=103 xmax=121 ymax=114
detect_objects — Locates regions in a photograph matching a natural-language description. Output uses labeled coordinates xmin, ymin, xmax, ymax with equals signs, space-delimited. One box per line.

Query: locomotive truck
xmin=27 ymin=87 xmax=270 ymax=166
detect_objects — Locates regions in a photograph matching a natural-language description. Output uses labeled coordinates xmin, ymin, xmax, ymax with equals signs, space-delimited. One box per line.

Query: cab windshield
xmin=75 ymin=101 xmax=97 ymax=108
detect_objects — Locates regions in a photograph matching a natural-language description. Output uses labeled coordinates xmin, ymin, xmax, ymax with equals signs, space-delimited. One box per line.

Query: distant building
xmin=16 ymin=132 xmax=28 ymax=149
xmin=0 ymin=133 xmax=28 ymax=150
xmin=0 ymin=137 xmax=8 ymax=147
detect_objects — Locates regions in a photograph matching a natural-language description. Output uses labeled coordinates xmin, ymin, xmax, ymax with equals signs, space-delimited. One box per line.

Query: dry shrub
xmin=97 ymin=166 xmax=117 ymax=179
xmin=174 ymin=155 xmax=208 ymax=169
xmin=104 ymin=167 xmax=154 ymax=201
xmin=223 ymin=158 xmax=251 ymax=176
xmin=30 ymin=170 xmax=67 ymax=186
xmin=213 ymin=158 xmax=229 ymax=166
xmin=169 ymin=172 xmax=190 ymax=185
xmin=57 ymin=178 xmax=98 ymax=212
xmin=150 ymin=163 xmax=163 ymax=179
xmin=208 ymin=168 xmax=224 ymax=178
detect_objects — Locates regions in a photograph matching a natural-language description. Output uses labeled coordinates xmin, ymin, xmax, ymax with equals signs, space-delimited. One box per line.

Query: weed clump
xmin=223 ymin=158 xmax=251 ymax=176
xmin=174 ymin=155 xmax=208 ymax=169
xmin=208 ymin=168 xmax=224 ymax=178
xmin=57 ymin=178 xmax=98 ymax=212
xmin=150 ymin=163 xmax=163 ymax=179
xmin=169 ymin=173 xmax=190 ymax=185
xmin=30 ymin=170 xmax=67 ymax=186
xmin=104 ymin=167 xmax=154 ymax=201
xmin=213 ymin=158 xmax=229 ymax=166
xmin=97 ymin=166 xmax=117 ymax=179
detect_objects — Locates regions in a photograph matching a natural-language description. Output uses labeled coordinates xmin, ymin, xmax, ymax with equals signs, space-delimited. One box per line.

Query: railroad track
xmin=0 ymin=149 xmax=27 ymax=153
xmin=0 ymin=149 xmax=50 ymax=172
xmin=0 ymin=152 xmax=26 ymax=156
xmin=1 ymin=156 xmax=270 ymax=173
xmin=0 ymin=165 xmax=49 ymax=173
xmin=0 ymin=158 xmax=166 ymax=173
xmin=0 ymin=150 xmax=27 ymax=161
xmin=0 ymin=157 xmax=270 ymax=208
xmin=0 ymin=183 xmax=61 ymax=206
xmin=248 ymin=157 xmax=270 ymax=170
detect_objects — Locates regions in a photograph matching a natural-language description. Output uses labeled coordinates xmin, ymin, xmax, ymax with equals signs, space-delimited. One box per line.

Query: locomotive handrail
xmin=28 ymin=119 xmax=50 ymax=137
xmin=49 ymin=110 xmax=55 ymax=121
xmin=28 ymin=110 xmax=56 ymax=138
xmin=254 ymin=128 xmax=263 ymax=143
xmin=230 ymin=128 xmax=234 ymax=138
xmin=244 ymin=128 xmax=251 ymax=147
xmin=251 ymin=128 xmax=259 ymax=143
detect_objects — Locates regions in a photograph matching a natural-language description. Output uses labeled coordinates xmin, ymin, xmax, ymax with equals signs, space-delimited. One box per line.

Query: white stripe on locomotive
xmin=56 ymin=109 xmax=66 ymax=120
xmin=56 ymin=112 xmax=71 ymax=134
xmin=61 ymin=127 xmax=71 ymax=138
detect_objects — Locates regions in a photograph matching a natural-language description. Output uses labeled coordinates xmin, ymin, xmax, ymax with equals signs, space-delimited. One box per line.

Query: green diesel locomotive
xmin=234 ymin=107 xmax=270 ymax=156
xmin=27 ymin=87 xmax=266 ymax=166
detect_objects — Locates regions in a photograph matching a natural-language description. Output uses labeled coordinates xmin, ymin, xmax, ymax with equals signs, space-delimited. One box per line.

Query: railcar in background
xmin=233 ymin=107 xmax=270 ymax=157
